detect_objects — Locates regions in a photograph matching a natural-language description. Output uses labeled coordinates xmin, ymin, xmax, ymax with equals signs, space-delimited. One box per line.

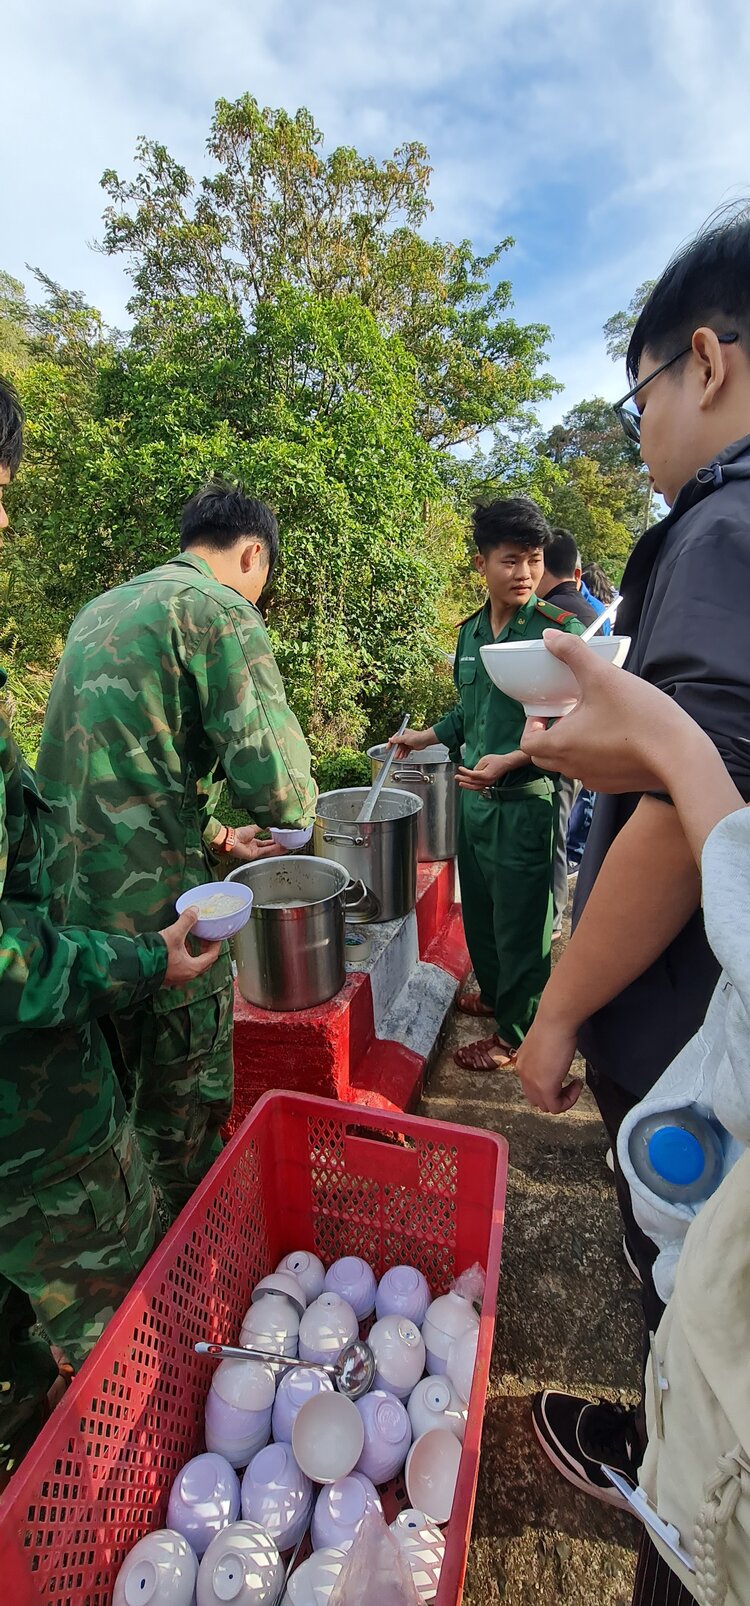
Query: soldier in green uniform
xmin=392 ymin=498 xmax=584 ymax=1071
xmin=0 ymin=378 xmax=220 ymax=1476
xmin=36 ymin=481 xmax=317 ymax=1219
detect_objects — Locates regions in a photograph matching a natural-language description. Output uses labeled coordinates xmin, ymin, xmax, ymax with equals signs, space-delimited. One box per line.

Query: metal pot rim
xmin=367 ymin=743 xmax=452 ymax=767
xmin=316 ymin=786 xmax=423 ymax=821
xmin=227 ymin=853 xmax=350 ymax=915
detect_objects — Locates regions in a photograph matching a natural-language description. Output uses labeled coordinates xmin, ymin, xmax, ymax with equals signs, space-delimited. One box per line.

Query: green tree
xmin=99 ymin=95 xmax=555 ymax=449
xmin=0 ymin=271 xmax=31 ymax=369
xmin=544 ymin=396 xmax=649 ymax=532
xmin=603 ymin=279 xmax=655 ymax=362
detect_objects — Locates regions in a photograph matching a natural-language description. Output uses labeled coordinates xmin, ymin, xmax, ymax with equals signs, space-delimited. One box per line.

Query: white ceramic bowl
xmin=240 ymin=1442 xmax=313 ymax=1552
xmin=405 ymin=1430 xmax=462 ymax=1526
xmin=175 ymin=882 xmax=254 ymax=942
xmin=323 ymin=1256 xmax=377 ymax=1321
xmin=282 ymin=1547 xmax=348 ymax=1605
xmin=166 ymin=1453 xmax=241 ymax=1557
xmin=196 ymin=1521 xmax=284 ymax=1606
xmin=479 ymin=634 xmax=631 ymax=717
xmin=272 ymin=1365 xmax=334 ymax=1444
xmin=407 ymin=1376 xmax=467 ymax=1444
xmin=252 ymin=1271 xmax=307 ymax=1317
xmin=292 ymin=1392 xmax=365 ymax=1484
xmin=240 ymin=1294 xmax=299 ymax=1358
xmin=276 ymin=1251 xmax=326 ymax=1303
xmin=269 ymin=825 xmax=314 ymax=850
xmin=368 ymin=1316 xmax=426 ymax=1400
xmin=113 ymin=1530 xmax=198 ymax=1606
xmin=297 ymin=1293 xmax=358 ymax=1365
xmin=390 ymin=1510 xmax=446 ymax=1601
xmin=310 ymin=1473 xmax=382 ymax=1552
xmin=354 ymin=1389 xmax=412 ymax=1483
xmin=375 ymin=1266 xmax=431 ymax=1328
xmin=446 ymin=1326 xmax=479 ymax=1406
xmin=422 ymin=1293 xmax=478 ymax=1376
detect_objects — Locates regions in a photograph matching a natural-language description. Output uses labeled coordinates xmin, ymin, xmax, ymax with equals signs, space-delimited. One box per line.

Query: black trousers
xmin=586 ymin=1062 xmax=666 ymax=1453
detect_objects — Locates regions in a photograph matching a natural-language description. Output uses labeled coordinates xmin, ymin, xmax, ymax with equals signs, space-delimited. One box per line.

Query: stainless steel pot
xmin=367 ymin=742 xmax=457 ymax=862
xmin=314 ymin=787 xmax=422 ymax=923
xmin=227 ymin=855 xmax=368 ymax=1011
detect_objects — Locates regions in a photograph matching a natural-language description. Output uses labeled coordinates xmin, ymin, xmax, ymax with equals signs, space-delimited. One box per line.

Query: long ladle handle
xmin=580 ymin=593 xmax=622 ymax=642
xmin=195 ymin=1339 xmax=336 ymax=1380
xmin=357 ymin=713 xmax=409 ymax=823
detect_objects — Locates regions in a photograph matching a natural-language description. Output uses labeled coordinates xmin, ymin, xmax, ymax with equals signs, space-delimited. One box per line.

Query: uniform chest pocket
xmin=458 ymin=658 xmax=478 ymax=718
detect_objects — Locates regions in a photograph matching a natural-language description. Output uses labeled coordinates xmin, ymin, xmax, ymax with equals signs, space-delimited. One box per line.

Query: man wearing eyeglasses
xmin=516 ymin=205 xmax=750 ymax=1513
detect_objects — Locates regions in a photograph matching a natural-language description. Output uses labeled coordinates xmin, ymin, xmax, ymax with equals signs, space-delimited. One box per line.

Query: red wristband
xmin=218 ymin=826 xmax=236 ymax=855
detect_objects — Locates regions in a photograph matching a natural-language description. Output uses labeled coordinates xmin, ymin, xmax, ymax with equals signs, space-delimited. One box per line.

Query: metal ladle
xmin=356 ymin=713 xmax=410 ymax=823
xmin=194 ymin=1337 xmax=376 ymax=1401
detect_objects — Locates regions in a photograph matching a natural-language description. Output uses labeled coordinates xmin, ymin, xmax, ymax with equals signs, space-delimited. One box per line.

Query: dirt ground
xmin=419 ymin=914 xmax=643 ymax=1605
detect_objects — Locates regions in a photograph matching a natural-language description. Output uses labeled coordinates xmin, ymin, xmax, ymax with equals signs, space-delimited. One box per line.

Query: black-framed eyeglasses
xmin=613 ymin=332 xmax=739 ymax=444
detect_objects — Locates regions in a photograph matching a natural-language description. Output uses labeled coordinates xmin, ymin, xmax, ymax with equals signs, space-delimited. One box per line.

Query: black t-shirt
xmin=574 ymin=433 xmax=750 ymax=1097
xmin=542 ymin=579 xmax=598 ymax=627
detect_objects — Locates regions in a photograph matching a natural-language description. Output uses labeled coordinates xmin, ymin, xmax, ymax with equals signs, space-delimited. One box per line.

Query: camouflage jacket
xmin=0 ymin=673 xmax=167 ymax=1185
xmin=36 ymin=554 xmax=316 ymax=949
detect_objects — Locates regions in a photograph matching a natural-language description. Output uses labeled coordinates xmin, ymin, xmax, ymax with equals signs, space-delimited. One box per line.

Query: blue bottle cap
xmin=647 ymin=1125 xmax=705 ymax=1186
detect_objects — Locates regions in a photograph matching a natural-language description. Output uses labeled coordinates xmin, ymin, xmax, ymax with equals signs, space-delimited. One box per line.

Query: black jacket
xmin=541 ymin=579 xmax=598 ymax=627
xmin=574 ymin=433 xmax=750 ymax=1096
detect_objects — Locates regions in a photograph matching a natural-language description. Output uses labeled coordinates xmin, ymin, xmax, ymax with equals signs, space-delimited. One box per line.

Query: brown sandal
xmin=456 ymin=990 xmax=495 ymax=1018
xmin=453 ymin=1033 xmax=517 ymax=1072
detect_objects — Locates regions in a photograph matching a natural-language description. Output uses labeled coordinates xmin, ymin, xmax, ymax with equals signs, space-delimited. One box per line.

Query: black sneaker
xmin=531 ymin=1391 xmax=641 ymax=1511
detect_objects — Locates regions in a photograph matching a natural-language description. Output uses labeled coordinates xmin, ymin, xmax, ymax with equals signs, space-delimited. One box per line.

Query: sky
xmin=5 ymin=0 xmax=750 ymax=430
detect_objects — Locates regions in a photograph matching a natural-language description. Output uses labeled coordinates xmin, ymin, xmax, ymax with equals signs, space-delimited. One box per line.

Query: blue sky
xmin=5 ymin=0 xmax=750 ymax=428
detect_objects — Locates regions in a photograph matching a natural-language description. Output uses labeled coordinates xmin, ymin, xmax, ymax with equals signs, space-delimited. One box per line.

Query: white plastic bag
xmin=328 ymin=1509 xmax=421 ymax=1605
xmin=451 ymin=1260 xmax=486 ymax=1308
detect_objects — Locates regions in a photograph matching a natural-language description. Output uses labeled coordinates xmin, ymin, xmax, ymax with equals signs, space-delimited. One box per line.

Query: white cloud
xmin=4 ymin=0 xmax=750 ymax=420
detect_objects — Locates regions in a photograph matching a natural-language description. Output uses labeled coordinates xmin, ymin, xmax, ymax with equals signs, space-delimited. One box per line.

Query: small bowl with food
xmin=176 ymin=882 xmax=254 ymax=941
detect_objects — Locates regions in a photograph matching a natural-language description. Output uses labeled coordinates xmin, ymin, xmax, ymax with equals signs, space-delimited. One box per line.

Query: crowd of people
xmin=2 ymin=200 xmax=750 ymax=1605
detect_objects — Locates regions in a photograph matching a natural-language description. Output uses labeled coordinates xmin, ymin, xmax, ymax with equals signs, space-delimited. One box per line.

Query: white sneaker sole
xmin=531 ymin=1410 xmax=633 ymax=1512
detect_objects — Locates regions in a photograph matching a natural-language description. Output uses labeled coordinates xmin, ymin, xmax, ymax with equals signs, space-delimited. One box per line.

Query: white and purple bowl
xmin=166 ymin=1453 xmax=241 ymax=1558
xmin=297 ymin=1293 xmax=358 ymax=1365
xmin=407 ymin=1376 xmax=467 ymax=1445
xmin=390 ymin=1510 xmax=445 ymax=1601
xmin=375 ymin=1265 xmax=431 ymax=1328
xmin=354 ymin=1389 xmax=411 ymax=1483
xmin=310 ymin=1473 xmax=382 ymax=1552
xmin=113 ymin=1530 xmax=198 ymax=1606
xmin=368 ymin=1315 xmax=425 ymax=1400
xmin=240 ymin=1442 xmax=313 ymax=1553
xmin=240 ymin=1294 xmax=299 ymax=1358
xmin=204 ymin=1358 xmax=276 ymax=1466
xmin=196 ymin=1521 xmax=284 ymax=1606
xmin=282 ymin=1546 xmax=347 ymax=1605
xmin=175 ymin=882 xmax=254 ymax=942
xmin=272 ymin=1365 xmax=333 ymax=1444
xmin=252 ymin=1271 xmax=307 ymax=1318
xmin=276 ymin=1251 xmax=326 ymax=1303
xmin=323 ymin=1257 xmax=377 ymax=1322
xmin=421 ymin=1292 xmax=478 ymax=1376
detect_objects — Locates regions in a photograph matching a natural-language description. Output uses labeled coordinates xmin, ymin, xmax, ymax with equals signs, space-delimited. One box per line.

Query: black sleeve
xmin=638 ymin=508 xmax=750 ymax=799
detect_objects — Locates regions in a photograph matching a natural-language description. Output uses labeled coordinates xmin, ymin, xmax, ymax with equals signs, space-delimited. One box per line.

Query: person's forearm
xmin=536 ymin=794 xmax=701 ymax=1031
xmin=653 ymin=724 xmax=744 ymax=865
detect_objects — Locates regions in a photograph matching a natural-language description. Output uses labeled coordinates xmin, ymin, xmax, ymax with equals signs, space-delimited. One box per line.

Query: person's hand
xmin=159 ymin=907 xmax=221 ymax=987
xmin=231 ymin=824 xmax=285 ymax=862
xmin=515 ymin=1011 xmax=583 ymax=1113
xmin=519 ymin=630 xmax=692 ymax=793
xmin=456 ymin=753 xmax=514 ymax=791
xmin=388 ymin=728 xmax=432 ymax=761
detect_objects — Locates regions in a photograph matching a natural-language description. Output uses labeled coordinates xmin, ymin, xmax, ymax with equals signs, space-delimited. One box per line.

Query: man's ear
xmin=693 ymin=327 xmax=734 ymax=412
xmin=240 ymin=539 xmax=263 ymax=572
xmin=474 ymin=551 xmax=486 ymax=578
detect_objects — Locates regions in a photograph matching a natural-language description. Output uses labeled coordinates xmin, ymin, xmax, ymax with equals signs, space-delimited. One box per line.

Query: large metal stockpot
xmin=313 ymin=787 xmax=422 ymax=923
xmin=367 ymin=742 xmax=457 ymax=862
xmin=227 ymin=855 xmax=357 ymax=1011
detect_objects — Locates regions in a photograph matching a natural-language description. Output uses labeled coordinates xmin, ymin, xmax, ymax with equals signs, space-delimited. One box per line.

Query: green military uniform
xmin=433 ymin=596 xmax=584 ymax=1048
xmin=36 ymin=553 xmax=317 ymax=1219
xmin=0 ymin=672 xmax=167 ymax=1467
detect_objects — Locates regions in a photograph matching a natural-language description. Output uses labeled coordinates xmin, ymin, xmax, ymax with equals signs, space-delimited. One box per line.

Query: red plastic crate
xmin=0 ymin=1091 xmax=507 ymax=1606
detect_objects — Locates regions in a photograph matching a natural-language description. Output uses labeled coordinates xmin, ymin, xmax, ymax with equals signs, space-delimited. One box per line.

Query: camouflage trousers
xmin=111 ymin=963 xmax=234 ymax=1223
xmin=0 ymin=1118 xmax=160 ymax=1467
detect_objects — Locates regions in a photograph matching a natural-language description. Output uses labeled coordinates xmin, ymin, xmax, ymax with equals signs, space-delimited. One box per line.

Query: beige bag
xmin=639 ymin=1150 xmax=750 ymax=1605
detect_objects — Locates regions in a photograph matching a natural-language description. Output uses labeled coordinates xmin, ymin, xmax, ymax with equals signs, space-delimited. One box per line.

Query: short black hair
xmin=581 ymin=562 xmax=614 ymax=604
xmin=180 ymin=479 xmax=279 ymax=572
xmin=471 ymin=496 xmax=551 ymax=555
xmin=545 ymin=528 xmax=580 ymax=579
xmin=627 ymin=202 xmax=750 ymax=384
xmin=0 ymin=376 xmax=24 ymax=477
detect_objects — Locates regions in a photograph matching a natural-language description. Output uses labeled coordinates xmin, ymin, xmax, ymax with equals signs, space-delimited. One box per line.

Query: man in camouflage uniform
xmin=0 ymin=378 xmax=220 ymax=1474
xmin=37 ymin=481 xmax=317 ymax=1219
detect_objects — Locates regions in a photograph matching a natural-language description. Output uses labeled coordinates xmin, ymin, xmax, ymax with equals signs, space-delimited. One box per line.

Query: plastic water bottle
xmin=628 ymin=1107 xmax=726 ymax=1204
